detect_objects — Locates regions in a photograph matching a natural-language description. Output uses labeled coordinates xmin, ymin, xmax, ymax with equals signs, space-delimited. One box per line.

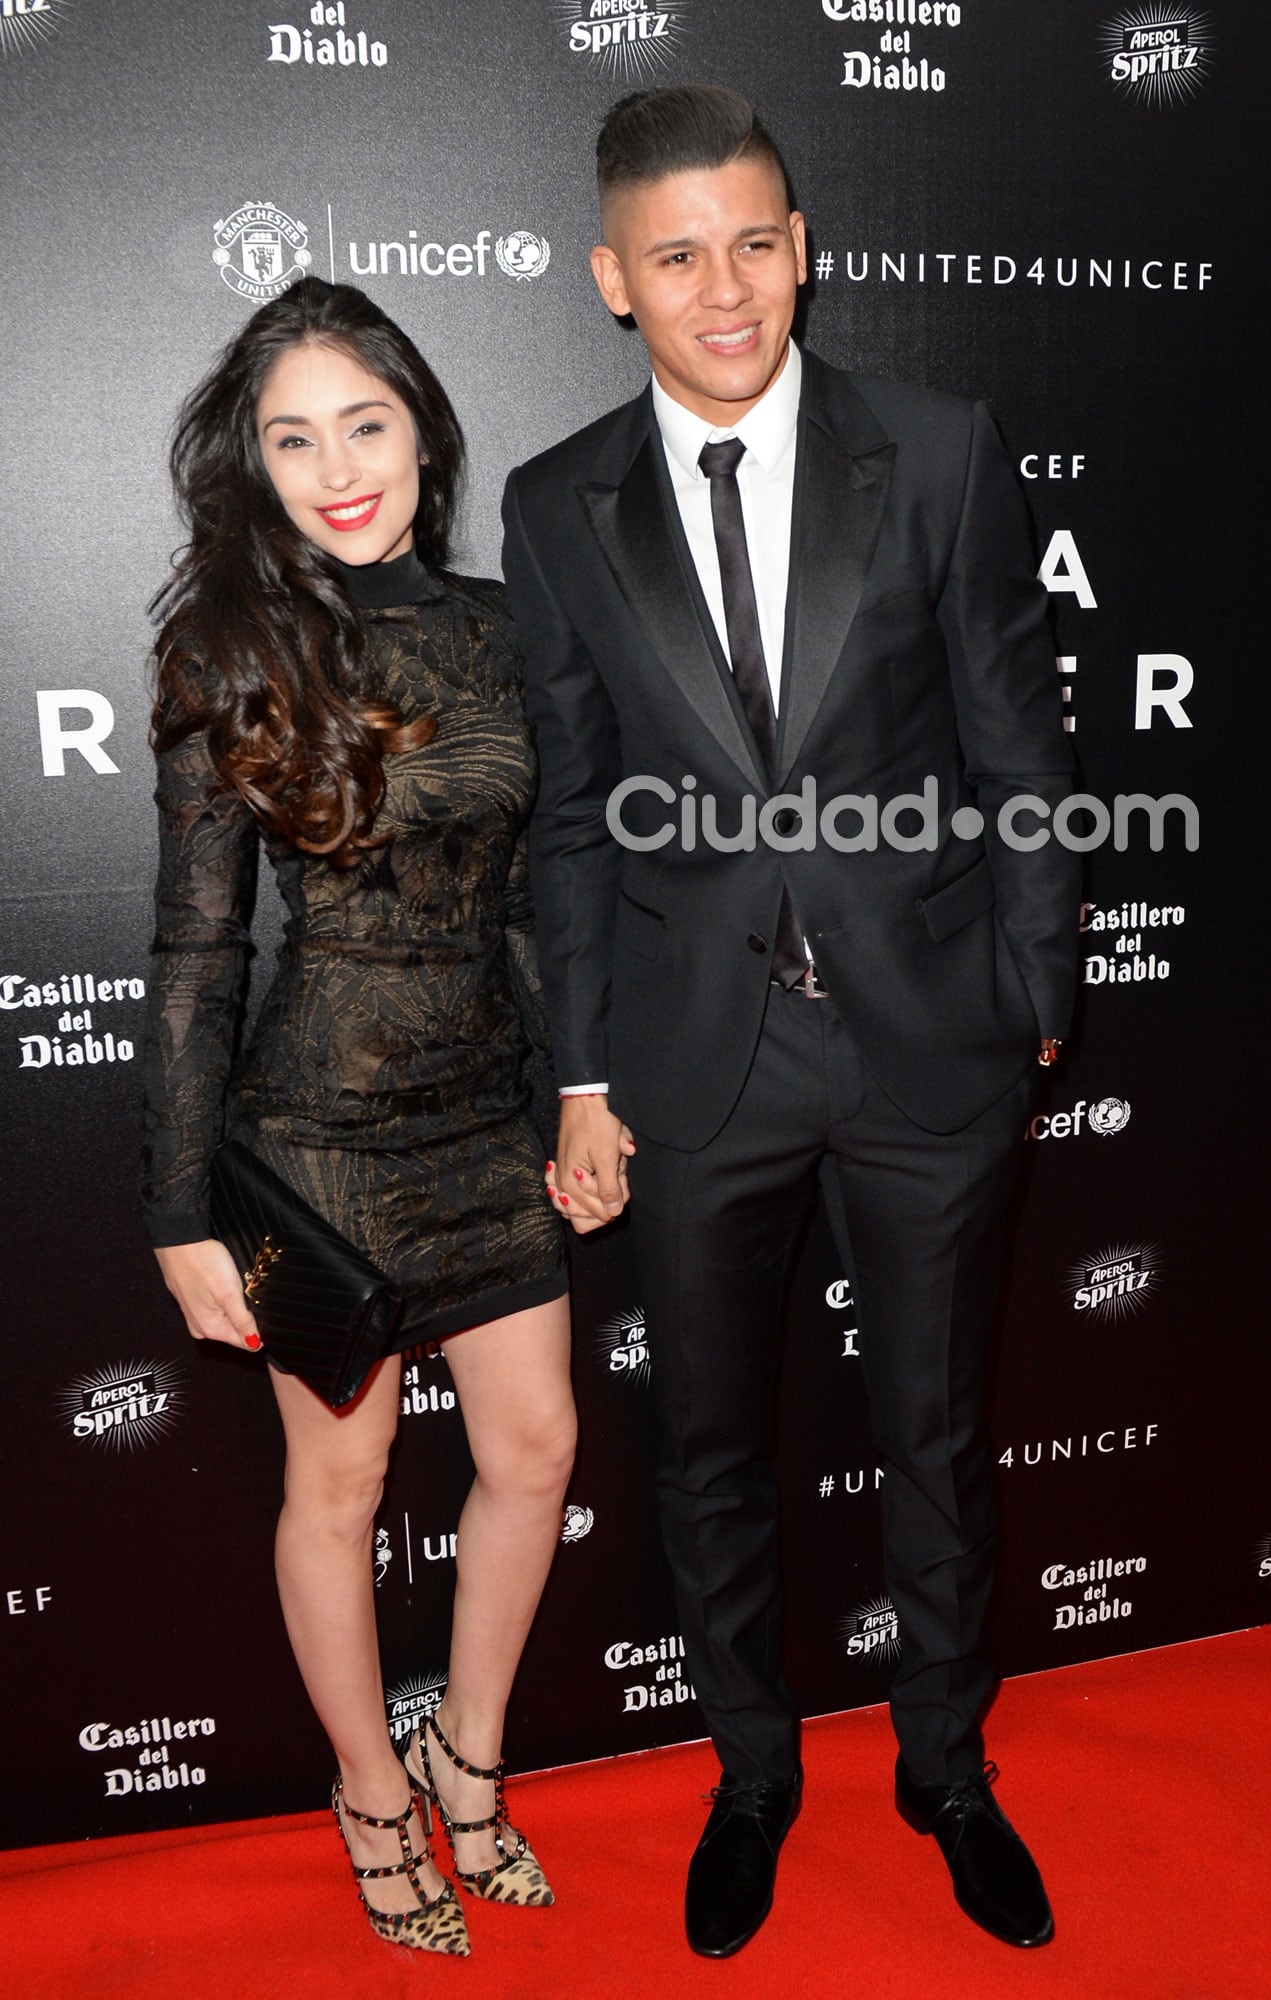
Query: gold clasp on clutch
xmin=243 ymin=1233 xmax=283 ymax=1305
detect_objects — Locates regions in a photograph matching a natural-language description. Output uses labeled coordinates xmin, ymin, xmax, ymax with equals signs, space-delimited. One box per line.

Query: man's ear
xmin=790 ymin=211 xmax=808 ymax=287
xmin=590 ymin=242 xmax=632 ymax=320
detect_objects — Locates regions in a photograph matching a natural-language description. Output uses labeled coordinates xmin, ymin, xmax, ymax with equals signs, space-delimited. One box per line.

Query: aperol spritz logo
xmin=0 ymin=0 xmax=68 ymax=60
xmin=384 ymin=1671 xmax=446 ymax=1746
xmin=1099 ymin=7 xmax=1213 ymax=104
xmin=1067 ymin=1242 xmax=1162 ymax=1321
xmin=596 ymin=1307 xmax=649 ymax=1380
xmin=839 ymin=1594 xmax=900 ymax=1662
xmin=554 ymin=0 xmax=688 ymax=81
xmin=59 ymin=1360 xmax=186 ymax=1452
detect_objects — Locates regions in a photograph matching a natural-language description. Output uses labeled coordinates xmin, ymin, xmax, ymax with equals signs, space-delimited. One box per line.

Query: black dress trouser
xmin=627 ymin=982 xmax=1034 ymax=1789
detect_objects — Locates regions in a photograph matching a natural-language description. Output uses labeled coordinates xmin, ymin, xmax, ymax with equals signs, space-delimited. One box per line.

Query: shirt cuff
xmin=558 ymin=1083 xmax=609 ymax=1096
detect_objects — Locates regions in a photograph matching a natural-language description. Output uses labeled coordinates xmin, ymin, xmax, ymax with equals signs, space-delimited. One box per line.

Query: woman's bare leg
xmin=271 ymin=1355 xmax=447 ymax=1912
xmin=424 ymin=1295 xmax=575 ymax=1874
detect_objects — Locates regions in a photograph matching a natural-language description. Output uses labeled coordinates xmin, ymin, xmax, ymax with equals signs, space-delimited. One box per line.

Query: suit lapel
xmin=575 ymin=356 xmax=894 ymax=795
xmin=775 ymin=362 xmax=894 ymax=785
xmin=578 ymin=422 xmax=767 ymax=793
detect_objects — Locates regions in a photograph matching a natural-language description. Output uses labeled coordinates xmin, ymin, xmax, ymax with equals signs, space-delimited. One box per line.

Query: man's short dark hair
xmin=596 ymin=85 xmax=790 ymax=212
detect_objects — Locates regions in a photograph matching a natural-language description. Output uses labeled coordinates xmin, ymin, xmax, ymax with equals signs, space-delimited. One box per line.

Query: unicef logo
xmin=212 ymin=203 xmax=312 ymax=303
xmin=373 ymin=1526 xmax=392 ymax=1587
xmin=496 ymin=230 xmax=551 ymax=282
xmin=561 ymin=1504 xmax=594 ymax=1543
xmin=1089 ymin=1095 xmax=1132 ymax=1136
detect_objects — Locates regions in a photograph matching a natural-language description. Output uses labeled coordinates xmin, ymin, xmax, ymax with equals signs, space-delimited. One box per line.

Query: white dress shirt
xmin=651 ymin=339 xmax=802 ymax=712
xmin=559 ymin=343 xmax=803 ymax=1098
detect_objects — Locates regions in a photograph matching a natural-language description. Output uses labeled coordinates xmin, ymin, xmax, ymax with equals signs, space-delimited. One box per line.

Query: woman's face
xmin=255 ymin=339 xmax=421 ymax=564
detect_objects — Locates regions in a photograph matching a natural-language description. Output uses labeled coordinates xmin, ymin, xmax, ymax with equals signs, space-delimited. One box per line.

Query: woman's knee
xmin=475 ymin=1400 xmax=577 ymax=1501
xmin=283 ymin=1438 xmax=393 ymax=1539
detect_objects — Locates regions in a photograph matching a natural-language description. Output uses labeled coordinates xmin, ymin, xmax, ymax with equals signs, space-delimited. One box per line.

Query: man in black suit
xmin=502 ymin=85 xmax=1076 ymax=1957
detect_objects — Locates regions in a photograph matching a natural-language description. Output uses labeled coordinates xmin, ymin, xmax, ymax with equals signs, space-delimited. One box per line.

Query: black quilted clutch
xmin=209 ymin=1140 xmax=405 ymax=1408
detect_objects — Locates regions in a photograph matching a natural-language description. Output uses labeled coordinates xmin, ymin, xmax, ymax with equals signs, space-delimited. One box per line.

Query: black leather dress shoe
xmin=685 ymin=1770 xmax=803 ymax=1957
xmin=895 ymin=1757 xmax=1054 ymax=1948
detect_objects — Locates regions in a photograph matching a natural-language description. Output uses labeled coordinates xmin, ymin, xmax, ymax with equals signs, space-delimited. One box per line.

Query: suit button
xmin=772 ymin=808 xmax=797 ymax=837
xmin=746 ymin=933 xmax=768 ymax=954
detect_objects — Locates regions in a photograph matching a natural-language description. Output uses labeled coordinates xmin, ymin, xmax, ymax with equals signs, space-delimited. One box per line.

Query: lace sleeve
xmin=503 ymin=826 xmax=558 ymax=1152
xmin=504 ymin=827 xmax=552 ymax=1054
xmin=138 ymin=730 xmax=259 ymax=1246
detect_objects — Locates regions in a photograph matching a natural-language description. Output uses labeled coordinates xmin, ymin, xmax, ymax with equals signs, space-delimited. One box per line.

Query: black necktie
xmin=698 ymin=438 xmax=807 ymax=988
xmin=698 ymin=438 xmax=777 ymax=769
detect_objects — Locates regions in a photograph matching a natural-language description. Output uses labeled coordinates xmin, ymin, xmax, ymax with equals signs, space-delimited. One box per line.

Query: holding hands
xmin=545 ymin=1097 xmax=637 ymax=1233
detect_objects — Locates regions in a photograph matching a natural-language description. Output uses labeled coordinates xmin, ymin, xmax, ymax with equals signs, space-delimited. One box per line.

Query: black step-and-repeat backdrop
xmin=2 ymin=2 xmax=1265 ymax=1847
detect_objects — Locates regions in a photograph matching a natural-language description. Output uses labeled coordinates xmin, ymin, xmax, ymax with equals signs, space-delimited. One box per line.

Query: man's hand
xmin=154 ymin=1240 xmax=263 ymax=1350
xmin=546 ymin=1096 xmax=637 ymax=1233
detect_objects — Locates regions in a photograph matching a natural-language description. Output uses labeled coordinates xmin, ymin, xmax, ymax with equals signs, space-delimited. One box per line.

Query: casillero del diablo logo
xmin=80 ymin=1710 xmax=217 ymax=1799
xmin=1099 ymin=7 xmax=1213 ymax=105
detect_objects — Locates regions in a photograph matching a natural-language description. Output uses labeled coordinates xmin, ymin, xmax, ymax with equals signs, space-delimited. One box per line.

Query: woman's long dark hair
xmin=151 ymin=278 xmax=464 ymax=866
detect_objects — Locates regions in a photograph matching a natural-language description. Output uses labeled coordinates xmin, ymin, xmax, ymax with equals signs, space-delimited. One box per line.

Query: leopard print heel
xmin=332 ymin=1776 xmax=471 ymax=1953
xmin=405 ymin=1714 xmax=555 ymax=1906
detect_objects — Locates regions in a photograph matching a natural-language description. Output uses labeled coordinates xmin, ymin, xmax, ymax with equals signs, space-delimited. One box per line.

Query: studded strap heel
xmin=404 ymin=1713 xmax=554 ymax=1906
xmin=331 ymin=1775 xmax=470 ymax=1954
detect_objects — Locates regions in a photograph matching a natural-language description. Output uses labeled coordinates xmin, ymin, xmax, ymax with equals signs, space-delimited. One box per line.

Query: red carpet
xmin=4 ymin=1628 xmax=1269 ymax=2000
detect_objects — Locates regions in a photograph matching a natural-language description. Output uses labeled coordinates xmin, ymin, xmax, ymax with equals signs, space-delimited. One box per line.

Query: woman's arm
xmin=139 ymin=725 xmax=264 ymax=1348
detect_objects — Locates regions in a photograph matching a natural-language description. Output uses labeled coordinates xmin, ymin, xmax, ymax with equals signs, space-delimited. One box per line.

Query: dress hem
xmin=405 ymin=1264 xmax=569 ymax=1345
xmin=262 ymin=1262 xmax=568 ymax=1379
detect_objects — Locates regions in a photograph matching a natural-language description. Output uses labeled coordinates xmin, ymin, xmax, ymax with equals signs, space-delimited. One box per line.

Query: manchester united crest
xmin=212 ymin=202 xmax=312 ymax=302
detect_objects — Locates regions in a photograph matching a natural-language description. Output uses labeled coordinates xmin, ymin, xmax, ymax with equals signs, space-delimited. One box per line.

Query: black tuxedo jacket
xmin=501 ymin=350 xmax=1078 ymax=1142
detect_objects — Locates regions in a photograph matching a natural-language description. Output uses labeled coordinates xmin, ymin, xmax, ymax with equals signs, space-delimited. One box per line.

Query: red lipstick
xmin=317 ymin=492 xmax=383 ymax=531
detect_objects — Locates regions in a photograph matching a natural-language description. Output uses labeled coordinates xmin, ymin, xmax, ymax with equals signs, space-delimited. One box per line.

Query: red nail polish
xmin=546 ymin=1160 xmax=555 ymax=1172
xmin=573 ymin=1167 xmax=585 ymax=1181
xmin=559 ymin=1194 xmax=570 ymax=1206
xmin=245 ymin=1333 xmax=262 ymax=1352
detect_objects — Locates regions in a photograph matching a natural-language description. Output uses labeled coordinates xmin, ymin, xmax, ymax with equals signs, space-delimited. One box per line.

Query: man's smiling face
xmin=590 ymin=155 xmax=806 ymax=426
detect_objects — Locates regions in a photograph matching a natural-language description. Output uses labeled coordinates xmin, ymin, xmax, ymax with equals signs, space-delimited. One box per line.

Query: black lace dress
xmin=139 ymin=549 xmax=566 ymax=1350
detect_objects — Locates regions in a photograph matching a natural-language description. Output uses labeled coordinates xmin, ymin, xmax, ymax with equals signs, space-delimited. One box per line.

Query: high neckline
xmin=334 ymin=545 xmax=442 ymax=610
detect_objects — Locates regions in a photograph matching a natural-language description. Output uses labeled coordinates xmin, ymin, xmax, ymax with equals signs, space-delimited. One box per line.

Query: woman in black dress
xmin=140 ymin=278 xmax=586 ymax=1955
